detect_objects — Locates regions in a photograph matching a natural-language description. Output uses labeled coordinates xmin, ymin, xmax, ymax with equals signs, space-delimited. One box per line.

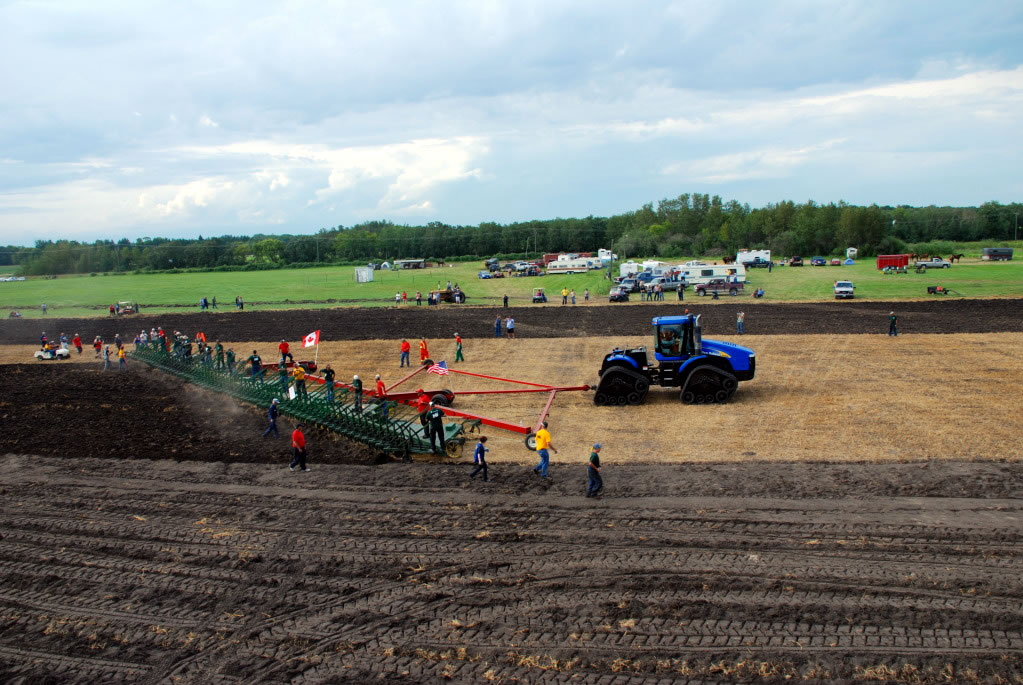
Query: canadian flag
xmin=303 ymin=330 xmax=321 ymax=348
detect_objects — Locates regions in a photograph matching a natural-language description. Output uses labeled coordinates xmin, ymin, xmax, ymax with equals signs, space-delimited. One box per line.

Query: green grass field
xmin=1 ymin=255 xmax=1020 ymax=319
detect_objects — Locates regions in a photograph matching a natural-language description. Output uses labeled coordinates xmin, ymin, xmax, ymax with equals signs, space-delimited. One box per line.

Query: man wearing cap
xmin=415 ymin=389 xmax=430 ymax=428
xmin=352 ymin=374 xmax=363 ymax=412
xmin=586 ymin=444 xmax=603 ymax=497
xmin=888 ymin=311 xmax=898 ymax=337
xmin=425 ymin=402 xmax=447 ymax=453
xmin=263 ymin=399 xmax=280 ymax=439
xmin=322 ymin=365 xmax=336 ymax=403
xmin=454 ymin=333 xmax=464 ymax=363
xmin=532 ymin=421 xmax=557 ymax=479
xmin=293 ymin=364 xmax=308 ymax=399
xmin=278 ymin=339 xmax=294 ymax=364
xmin=290 ymin=423 xmax=309 ymax=471
xmin=399 ymin=339 xmax=411 ymax=367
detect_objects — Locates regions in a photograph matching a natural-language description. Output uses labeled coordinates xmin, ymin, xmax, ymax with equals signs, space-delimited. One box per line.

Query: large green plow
xmin=129 ymin=347 xmax=466 ymax=458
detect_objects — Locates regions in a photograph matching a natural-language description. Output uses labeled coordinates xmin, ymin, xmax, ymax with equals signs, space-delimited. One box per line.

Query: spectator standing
xmin=375 ymin=374 xmax=386 ymax=398
xmin=226 ymin=348 xmax=236 ymax=375
xmin=469 ymin=436 xmax=489 ymax=482
xmin=263 ymin=399 xmax=280 ymax=438
xmin=506 ymin=317 xmax=516 ymax=339
xmin=72 ymin=333 xmax=83 ymax=355
xmin=419 ymin=337 xmax=430 ymax=363
xmin=278 ymin=339 xmax=294 ymax=363
xmin=584 ymin=289 xmax=590 ymax=302
xmin=41 ymin=303 xmax=47 ymax=315
xmin=400 ymin=339 xmax=411 ymax=367
xmin=238 ymin=296 xmax=244 ymax=310
xmin=888 ymin=311 xmax=898 ymax=337
xmin=586 ymin=444 xmax=603 ymax=497
xmin=416 ymin=291 xmax=422 ymax=306
xmin=93 ymin=336 xmax=103 ymax=358
xmin=103 ymin=345 xmax=112 ymax=371
xmin=561 ymin=287 xmax=569 ymax=305
xmin=402 ymin=291 xmax=408 ymax=305
xmin=214 ymin=341 xmax=225 ymax=369
xmin=290 ymin=424 xmax=310 ymax=471
xmin=532 ymin=421 xmax=557 ymax=478
xmin=570 ymin=290 xmax=576 ymax=305
xmin=394 ymin=292 xmax=401 ymax=306
xmin=352 ymin=374 xmax=363 ymax=412
xmin=494 ymin=315 xmax=503 ymax=337
xmin=247 ymin=350 xmax=263 ymax=378
xmin=454 ymin=333 xmax=464 ymax=362
xmin=425 ymin=402 xmax=446 ymax=453
xmin=503 ymin=294 xmax=509 ymax=307
xmin=212 ymin=296 xmax=217 ymax=309
xmin=293 ymin=365 xmax=308 ymax=399
xmin=117 ymin=345 xmax=128 ymax=371
xmin=277 ymin=365 xmax=290 ymax=396
xmin=322 ymin=365 xmax=336 ymax=402
xmin=736 ymin=311 xmax=745 ymax=335
xmin=678 ymin=285 xmax=684 ymax=301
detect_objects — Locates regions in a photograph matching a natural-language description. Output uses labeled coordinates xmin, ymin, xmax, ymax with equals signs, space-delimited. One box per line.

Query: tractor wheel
xmin=681 ymin=365 xmax=739 ymax=404
xmin=697 ymin=289 xmax=706 ymax=296
xmin=729 ymin=288 xmax=738 ymax=296
xmin=444 ymin=438 xmax=465 ymax=458
xmin=421 ymin=358 xmax=434 ymax=367
xmin=524 ymin=432 xmax=538 ymax=451
xmin=431 ymin=393 xmax=450 ymax=407
xmin=593 ymin=392 xmax=609 ymax=405
xmin=681 ymin=390 xmax=696 ymax=404
xmin=626 ymin=391 xmax=642 ymax=405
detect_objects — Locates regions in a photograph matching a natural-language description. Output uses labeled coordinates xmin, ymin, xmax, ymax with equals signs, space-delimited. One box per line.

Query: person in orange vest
xmin=400 ymin=339 xmax=411 ymax=367
xmin=419 ymin=337 xmax=430 ymax=363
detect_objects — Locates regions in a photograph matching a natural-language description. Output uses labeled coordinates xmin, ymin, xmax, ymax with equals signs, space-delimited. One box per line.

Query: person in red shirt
xmin=278 ymin=339 xmax=294 ymax=364
xmin=416 ymin=389 xmax=430 ymax=428
xmin=419 ymin=337 xmax=430 ymax=363
xmin=401 ymin=291 xmax=408 ymax=304
xmin=72 ymin=333 xmax=83 ymax=355
xmin=290 ymin=424 xmax=309 ymax=472
xmin=400 ymin=339 xmax=411 ymax=368
xmin=375 ymin=374 xmax=386 ymax=398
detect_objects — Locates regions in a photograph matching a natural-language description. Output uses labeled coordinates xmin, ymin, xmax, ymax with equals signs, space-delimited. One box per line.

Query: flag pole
xmin=314 ymin=341 xmax=319 ymax=367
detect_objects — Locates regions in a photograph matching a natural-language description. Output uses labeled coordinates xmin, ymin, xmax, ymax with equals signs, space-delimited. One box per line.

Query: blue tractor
xmin=594 ymin=314 xmax=755 ymax=405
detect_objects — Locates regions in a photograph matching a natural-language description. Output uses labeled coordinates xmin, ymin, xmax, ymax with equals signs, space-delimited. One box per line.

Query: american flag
xmin=427 ymin=361 xmax=449 ymax=375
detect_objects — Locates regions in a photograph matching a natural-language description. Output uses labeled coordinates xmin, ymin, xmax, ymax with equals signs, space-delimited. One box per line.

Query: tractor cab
xmin=653 ymin=315 xmax=700 ymax=361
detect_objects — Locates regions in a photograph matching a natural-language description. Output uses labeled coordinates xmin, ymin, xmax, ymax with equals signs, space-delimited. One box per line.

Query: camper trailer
xmin=736 ymin=250 xmax=771 ymax=265
xmin=546 ymin=256 xmax=596 ymax=274
xmin=678 ymin=263 xmax=747 ymax=285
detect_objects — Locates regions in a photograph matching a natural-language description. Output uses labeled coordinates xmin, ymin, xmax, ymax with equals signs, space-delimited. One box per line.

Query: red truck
xmin=876 ymin=254 xmax=910 ymax=270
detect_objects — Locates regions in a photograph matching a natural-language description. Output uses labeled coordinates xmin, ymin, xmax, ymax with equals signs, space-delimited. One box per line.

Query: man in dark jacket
xmin=425 ymin=402 xmax=446 ymax=453
xmin=263 ymin=398 xmax=280 ymax=439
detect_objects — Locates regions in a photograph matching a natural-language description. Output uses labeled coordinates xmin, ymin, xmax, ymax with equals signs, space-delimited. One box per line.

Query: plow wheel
xmin=680 ymin=365 xmax=738 ymax=405
xmin=444 ymin=437 xmax=465 ymax=458
xmin=593 ymin=366 xmax=651 ymax=406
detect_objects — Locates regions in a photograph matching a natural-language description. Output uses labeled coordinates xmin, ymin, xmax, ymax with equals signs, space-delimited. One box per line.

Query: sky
xmin=0 ymin=0 xmax=1021 ymax=245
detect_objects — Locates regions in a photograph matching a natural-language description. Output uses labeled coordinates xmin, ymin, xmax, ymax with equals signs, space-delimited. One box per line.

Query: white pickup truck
xmin=915 ymin=257 xmax=951 ymax=269
xmin=833 ymin=280 xmax=855 ymax=299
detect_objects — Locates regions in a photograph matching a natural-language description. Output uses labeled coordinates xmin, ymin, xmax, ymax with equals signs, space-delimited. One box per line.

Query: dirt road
xmin=1 ymin=455 xmax=1020 ymax=683
xmin=4 ymin=297 xmax=1022 ymax=344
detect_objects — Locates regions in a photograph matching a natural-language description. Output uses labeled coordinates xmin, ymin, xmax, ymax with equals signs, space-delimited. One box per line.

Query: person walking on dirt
xmin=103 ymin=345 xmax=112 ymax=371
xmin=93 ymin=336 xmax=102 ymax=358
xmin=494 ymin=315 xmax=502 ymax=337
xmin=263 ymin=398 xmax=281 ymax=438
xmin=293 ymin=365 xmax=308 ymax=399
xmin=214 ymin=341 xmax=225 ymax=370
xmin=469 ymin=436 xmax=489 ymax=481
xmin=322 ymin=365 xmax=336 ymax=403
xmin=290 ymin=423 xmax=310 ymax=471
xmin=454 ymin=333 xmax=464 ymax=362
xmin=247 ymin=350 xmax=263 ymax=379
xmin=532 ymin=421 xmax=557 ymax=479
xmin=400 ymin=339 xmax=411 ymax=367
xmin=736 ymin=311 xmax=745 ymax=335
xmin=419 ymin=338 xmax=430 ymax=363
xmin=278 ymin=339 xmax=294 ymax=364
xmin=117 ymin=345 xmax=128 ymax=371
xmin=505 ymin=317 xmax=515 ymax=339
xmin=352 ymin=374 xmax=363 ymax=412
xmin=226 ymin=348 xmax=236 ymax=375
xmin=888 ymin=311 xmax=898 ymax=337
xmin=425 ymin=402 xmax=446 ymax=453
xmin=72 ymin=334 xmax=82 ymax=355
xmin=586 ymin=443 xmax=603 ymax=497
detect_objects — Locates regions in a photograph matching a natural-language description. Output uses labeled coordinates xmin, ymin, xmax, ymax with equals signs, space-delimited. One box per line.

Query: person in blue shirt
xmin=469 ymin=436 xmax=489 ymax=482
xmin=263 ymin=398 xmax=280 ymax=438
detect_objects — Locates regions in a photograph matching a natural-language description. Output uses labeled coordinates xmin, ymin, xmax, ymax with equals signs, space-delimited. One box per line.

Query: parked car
xmin=789 ymin=256 xmax=804 ymax=266
xmin=810 ymin=256 xmax=827 ymax=266
xmin=644 ymin=277 xmax=682 ymax=293
xmin=834 ymin=280 xmax=855 ymax=299
xmin=477 ymin=270 xmax=492 ymax=279
xmin=619 ymin=278 xmax=641 ymax=293
xmin=747 ymin=257 xmax=772 ymax=268
xmin=830 ymin=258 xmax=841 ymax=266
xmin=695 ymin=279 xmax=744 ymax=296
xmin=608 ymin=286 xmax=630 ymax=302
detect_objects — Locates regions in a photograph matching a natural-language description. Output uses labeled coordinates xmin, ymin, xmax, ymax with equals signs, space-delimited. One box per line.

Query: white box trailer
xmin=619 ymin=261 xmax=642 ymax=277
xmin=547 ymin=257 xmax=595 ymax=274
xmin=736 ymin=249 xmax=771 ymax=265
xmin=679 ymin=263 xmax=747 ymax=284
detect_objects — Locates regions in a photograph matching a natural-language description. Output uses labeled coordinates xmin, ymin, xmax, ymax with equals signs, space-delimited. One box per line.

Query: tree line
xmin=3 ymin=196 xmax=1019 ymax=276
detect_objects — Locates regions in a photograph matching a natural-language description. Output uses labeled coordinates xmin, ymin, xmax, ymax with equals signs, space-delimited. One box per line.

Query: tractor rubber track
xmin=593 ymin=366 xmax=650 ymax=406
xmin=1 ymin=455 xmax=1022 ymax=683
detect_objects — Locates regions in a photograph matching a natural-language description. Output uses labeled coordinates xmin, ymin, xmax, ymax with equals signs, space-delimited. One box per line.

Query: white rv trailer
xmin=547 ymin=257 xmax=596 ymax=274
xmin=677 ymin=263 xmax=747 ymax=284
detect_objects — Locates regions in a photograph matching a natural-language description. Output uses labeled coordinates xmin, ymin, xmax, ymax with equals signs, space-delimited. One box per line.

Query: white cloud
xmin=199 ymin=114 xmax=219 ymax=128
xmin=666 ymin=139 xmax=847 ymax=183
